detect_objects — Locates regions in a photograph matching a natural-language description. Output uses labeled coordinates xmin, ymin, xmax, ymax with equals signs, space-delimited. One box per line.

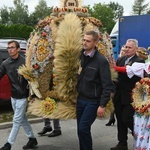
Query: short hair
xmin=85 ymin=30 xmax=99 ymax=41
xmin=8 ymin=40 xmax=20 ymax=49
xmin=126 ymin=39 xmax=138 ymax=48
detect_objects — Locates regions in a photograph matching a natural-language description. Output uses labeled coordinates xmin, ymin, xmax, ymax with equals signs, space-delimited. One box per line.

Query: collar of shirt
xmin=126 ymin=55 xmax=135 ymax=61
xmin=128 ymin=55 xmax=135 ymax=59
xmin=83 ymin=49 xmax=96 ymax=58
xmin=125 ymin=55 xmax=135 ymax=65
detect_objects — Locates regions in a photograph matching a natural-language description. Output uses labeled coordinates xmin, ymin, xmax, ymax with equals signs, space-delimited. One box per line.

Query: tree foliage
xmin=0 ymin=0 xmax=127 ymax=34
xmin=87 ymin=3 xmax=115 ymax=34
xmin=132 ymin=0 xmax=150 ymax=15
xmin=107 ymin=2 xmax=124 ymax=20
xmin=9 ymin=0 xmax=29 ymax=25
xmin=0 ymin=0 xmax=53 ymax=26
xmin=30 ymin=0 xmax=53 ymax=24
xmin=147 ymin=10 xmax=150 ymax=14
xmin=0 ymin=24 xmax=33 ymax=39
xmin=0 ymin=6 xmax=9 ymax=24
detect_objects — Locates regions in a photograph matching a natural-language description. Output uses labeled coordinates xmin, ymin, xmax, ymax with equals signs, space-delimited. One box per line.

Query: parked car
xmin=0 ymin=38 xmax=27 ymax=104
xmin=0 ymin=37 xmax=27 ymax=61
xmin=0 ymin=75 xmax=11 ymax=103
xmin=0 ymin=54 xmax=11 ymax=104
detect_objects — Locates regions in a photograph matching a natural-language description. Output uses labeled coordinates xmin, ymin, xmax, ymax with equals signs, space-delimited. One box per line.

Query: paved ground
xmin=0 ymin=118 xmax=134 ymax=150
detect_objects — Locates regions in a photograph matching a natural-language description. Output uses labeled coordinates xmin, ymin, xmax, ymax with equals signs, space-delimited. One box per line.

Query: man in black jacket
xmin=0 ymin=40 xmax=38 ymax=150
xmin=111 ymin=39 xmax=145 ymax=150
xmin=76 ymin=30 xmax=115 ymax=150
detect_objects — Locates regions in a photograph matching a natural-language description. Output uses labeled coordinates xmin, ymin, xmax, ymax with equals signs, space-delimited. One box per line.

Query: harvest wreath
xmin=18 ymin=0 xmax=116 ymax=119
xmin=132 ymin=77 xmax=150 ymax=116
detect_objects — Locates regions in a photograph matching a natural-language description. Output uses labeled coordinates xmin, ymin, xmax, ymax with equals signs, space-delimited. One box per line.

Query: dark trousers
xmin=114 ymin=98 xmax=134 ymax=146
xmin=44 ymin=118 xmax=61 ymax=131
xmin=76 ymin=98 xmax=99 ymax=150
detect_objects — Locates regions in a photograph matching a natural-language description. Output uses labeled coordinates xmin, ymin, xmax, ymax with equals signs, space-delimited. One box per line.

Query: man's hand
xmin=97 ymin=106 xmax=105 ymax=117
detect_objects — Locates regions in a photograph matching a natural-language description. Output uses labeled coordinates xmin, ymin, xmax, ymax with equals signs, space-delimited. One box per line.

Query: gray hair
xmin=126 ymin=39 xmax=138 ymax=47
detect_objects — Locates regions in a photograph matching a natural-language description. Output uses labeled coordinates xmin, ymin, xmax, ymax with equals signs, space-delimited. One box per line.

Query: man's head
xmin=125 ymin=39 xmax=138 ymax=57
xmin=7 ymin=40 xmax=20 ymax=59
xmin=83 ymin=30 xmax=99 ymax=53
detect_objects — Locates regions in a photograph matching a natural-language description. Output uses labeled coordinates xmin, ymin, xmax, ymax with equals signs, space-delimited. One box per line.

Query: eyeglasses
xmin=7 ymin=46 xmax=16 ymax=50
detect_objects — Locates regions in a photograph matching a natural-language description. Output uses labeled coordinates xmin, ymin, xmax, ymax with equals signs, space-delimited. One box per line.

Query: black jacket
xmin=77 ymin=49 xmax=115 ymax=106
xmin=114 ymin=54 xmax=145 ymax=105
xmin=0 ymin=55 xmax=29 ymax=99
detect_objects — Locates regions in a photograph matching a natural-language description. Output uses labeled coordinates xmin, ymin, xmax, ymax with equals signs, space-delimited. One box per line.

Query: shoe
xmin=0 ymin=143 xmax=11 ymax=150
xmin=110 ymin=144 xmax=128 ymax=150
xmin=48 ymin=130 xmax=62 ymax=137
xmin=106 ymin=112 xmax=116 ymax=126
xmin=22 ymin=138 xmax=38 ymax=149
xmin=38 ymin=127 xmax=52 ymax=135
xmin=105 ymin=118 xmax=115 ymax=126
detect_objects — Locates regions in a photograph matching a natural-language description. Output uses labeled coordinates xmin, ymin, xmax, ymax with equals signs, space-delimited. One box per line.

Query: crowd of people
xmin=107 ymin=39 xmax=150 ymax=150
xmin=0 ymin=30 xmax=150 ymax=150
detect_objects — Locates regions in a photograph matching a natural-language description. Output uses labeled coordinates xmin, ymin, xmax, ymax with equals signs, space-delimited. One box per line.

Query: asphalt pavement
xmin=0 ymin=118 xmax=134 ymax=150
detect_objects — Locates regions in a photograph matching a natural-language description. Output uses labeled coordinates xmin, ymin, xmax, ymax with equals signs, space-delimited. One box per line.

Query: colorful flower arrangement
xmin=20 ymin=1 xmax=116 ymax=119
xmin=132 ymin=77 xmax=150 ymax=116
xmin=27 ymin=20 xmax=54 ymax=78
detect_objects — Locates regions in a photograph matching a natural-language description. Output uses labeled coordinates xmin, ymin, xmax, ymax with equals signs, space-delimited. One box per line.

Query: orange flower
xmin=32 ymin=63 xmax=40 ymax=70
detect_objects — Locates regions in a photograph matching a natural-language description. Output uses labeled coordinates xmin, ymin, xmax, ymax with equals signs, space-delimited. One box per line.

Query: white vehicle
xmin=0 ymin=37 xmax=27 ymax=61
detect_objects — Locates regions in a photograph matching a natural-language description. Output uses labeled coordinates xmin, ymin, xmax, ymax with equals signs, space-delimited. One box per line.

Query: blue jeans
xmin=76 ymin=98 xmax=99 ymax=150
xmin=8 ymin=98 xmax=35 ymax=145
xmin=44 ymin=118 xmax=61 ymax=131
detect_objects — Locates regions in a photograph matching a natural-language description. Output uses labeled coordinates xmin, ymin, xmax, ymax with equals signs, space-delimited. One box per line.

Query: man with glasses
xmin=0 ymin=40 xmax=38 ymax=150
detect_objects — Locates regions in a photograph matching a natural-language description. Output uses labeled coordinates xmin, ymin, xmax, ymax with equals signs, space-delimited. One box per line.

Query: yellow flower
xmin=97 ymin=42 xmax=106 ymax=56
xmin=36 ymin=39 xmax=50 ymax=62
xmin=100 ymin=49 xmax=106 ymax=55
xmin=41 ymin=97 xmax=57 ymax=115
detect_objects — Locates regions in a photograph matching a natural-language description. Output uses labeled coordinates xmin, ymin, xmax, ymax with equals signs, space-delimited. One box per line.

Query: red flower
xmin=33 ymin=63 xmax=40 ymax=70
xmin=42 ymin=31 xmax=47 ymax=37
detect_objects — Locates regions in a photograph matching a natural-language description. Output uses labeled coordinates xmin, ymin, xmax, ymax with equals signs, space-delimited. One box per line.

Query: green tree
xmin=87 ymin=3 xmax=115 ymax=34
xmin=9 ymin=0 xmax=29 ymax=25
xmin=147 ymin=9 xmax=150 ymax=14
xmin=107 ymin=2 xmax=124 ymax=20
xmin=132 ymin=0 xmax=150 ymax=15
xmin=30 ymin=0 xmax=53 ymax=24
xmin=28 ymin=12 xmax=38 ymax=26
xmin=0 ymin=7 xmax=9 ymax=24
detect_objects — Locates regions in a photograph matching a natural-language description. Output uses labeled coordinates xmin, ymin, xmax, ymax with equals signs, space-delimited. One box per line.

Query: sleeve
xmin=0 ymin=62 xmax=7 ymax=80
xmin=126 ymin=62 xmax=145 ymax=78
xmin=113 ymin=66 xmax=126 ymax=73
xmin=114 ymin=62 xmax=146 ymax=78
xmin=99 ymin=58 xmax=115 ymax=107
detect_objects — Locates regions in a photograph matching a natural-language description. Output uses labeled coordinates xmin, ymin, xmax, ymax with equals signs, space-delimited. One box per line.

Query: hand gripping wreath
xmin=132 ymin=77 xmax=150 ymax=116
